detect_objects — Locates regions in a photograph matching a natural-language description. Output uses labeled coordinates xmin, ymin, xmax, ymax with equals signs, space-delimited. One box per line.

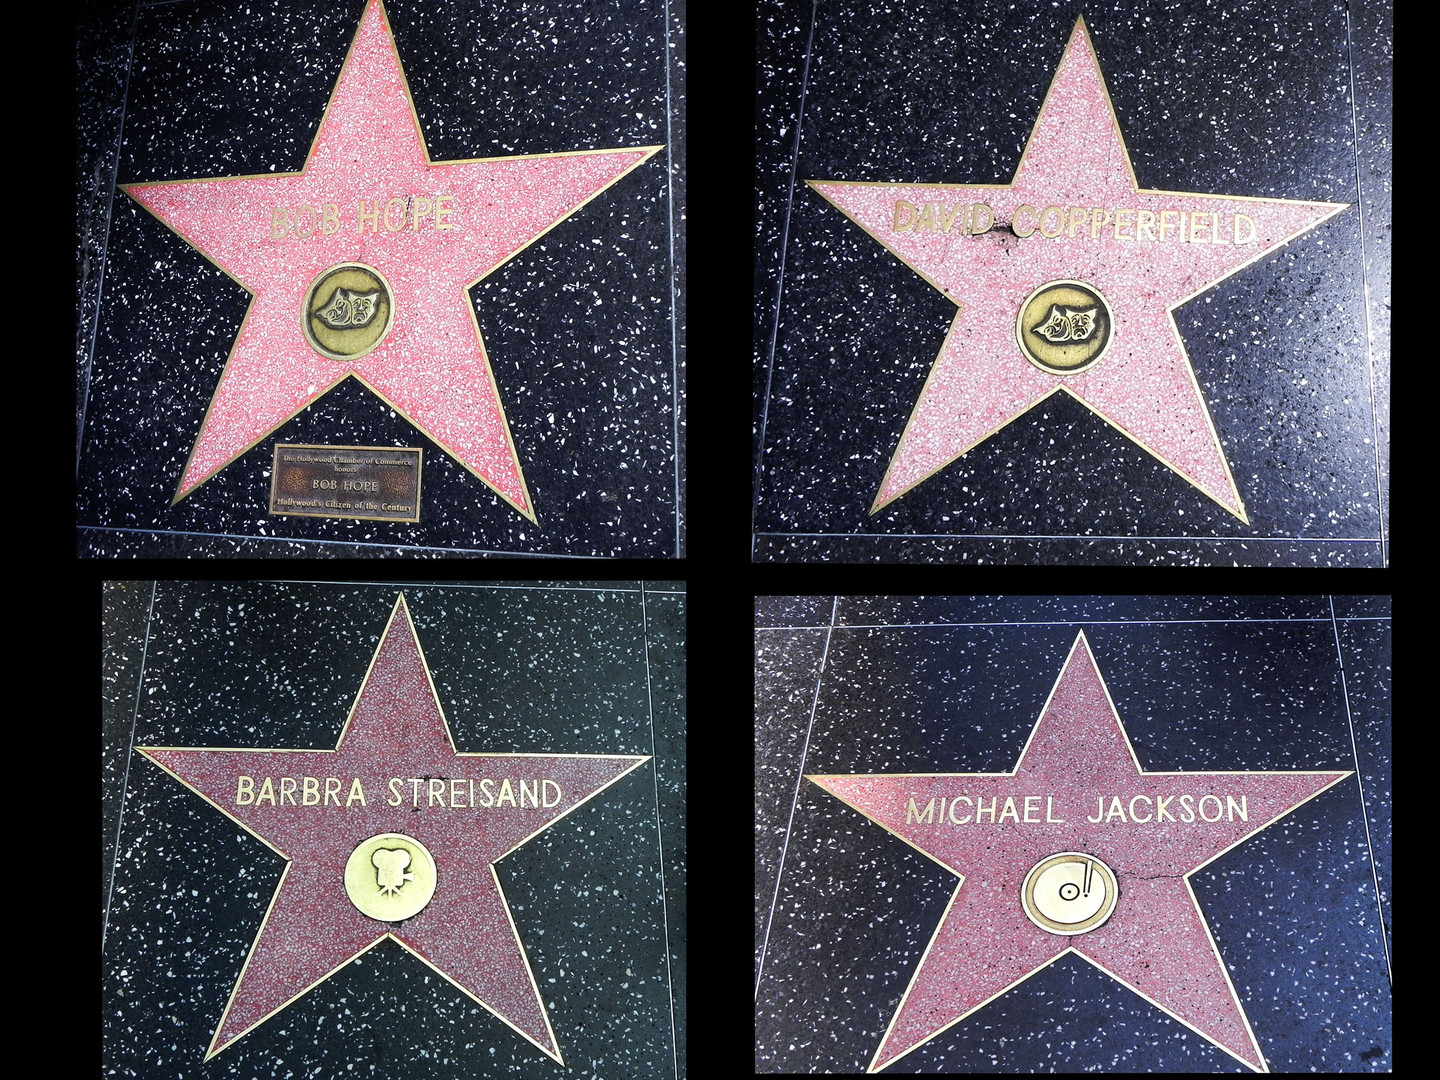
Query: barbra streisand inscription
xmin=235 ymin=775 xmax=563 ymax=809
xmin=905 ymin=793 xmax=1249 ymax=826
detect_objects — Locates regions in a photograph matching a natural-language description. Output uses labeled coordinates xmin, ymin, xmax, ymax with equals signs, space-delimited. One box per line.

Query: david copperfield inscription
xmin=137 ymin=593 xmax=650 ymax=1063
xmin=806 ymin=631 xmax=1351 ymax=1072
xmin=807 ymin=16 xmax=1347 ymax=521
xmin=121 ymin=0 xmax=660 ymax=521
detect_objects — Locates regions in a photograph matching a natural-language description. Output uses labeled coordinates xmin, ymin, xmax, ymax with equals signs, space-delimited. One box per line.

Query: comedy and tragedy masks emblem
xmin=315 ymin=286 xmax=381 ymax=330
xmin=1031 ymin=304 xmax=1098 ymax=344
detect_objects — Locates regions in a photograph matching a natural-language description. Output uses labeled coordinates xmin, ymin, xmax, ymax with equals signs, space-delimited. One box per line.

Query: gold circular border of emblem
xmin=344 ymin=832 xmax=438 ymax=922
xmin=1020 ymin=851 xmax=1119 ymax=936
xmin=302 ymin=262 xmax=396 ymax=361
xmin=1015 ymin=279 xmax=1114 ymax=376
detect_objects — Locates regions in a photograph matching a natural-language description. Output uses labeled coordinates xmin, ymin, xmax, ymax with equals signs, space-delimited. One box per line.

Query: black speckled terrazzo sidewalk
xmin=105 ymin=581 xmax=685 ymax=1077
xmin=754 ymin=2 xmax=1389 ymax=564
xmin=78 ymin=0 xmax=683 ymax=558
xmin=755 ymin=595 xmax=1390 ymax=1072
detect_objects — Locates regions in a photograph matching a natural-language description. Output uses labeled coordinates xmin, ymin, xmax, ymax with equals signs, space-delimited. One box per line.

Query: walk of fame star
xmin=122 ymin=0 xmax=660 ymax=521
xmin=137 ymin=593 xmax=650 ymax=1062
xmin=807 ymin=16 xmax=1347 ymax=522
xmin=806 ymin=631 xmax=1351 ymax=1072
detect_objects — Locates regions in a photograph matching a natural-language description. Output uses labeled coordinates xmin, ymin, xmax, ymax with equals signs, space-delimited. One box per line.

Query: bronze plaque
xmin=269 ymin=444 xmax=422 ymax=522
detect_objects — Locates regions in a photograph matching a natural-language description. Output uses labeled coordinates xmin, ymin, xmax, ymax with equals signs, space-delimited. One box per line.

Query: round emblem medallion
xmin=1016 ymin=279 xmax=1113 ymax=375
xmin=1021 ymin=851 xmax=1118 ymax=935
xmin=344 ymin=832 xmax=437 ymax=922
xmin=302 ymin=263 xmax=395 ymax=361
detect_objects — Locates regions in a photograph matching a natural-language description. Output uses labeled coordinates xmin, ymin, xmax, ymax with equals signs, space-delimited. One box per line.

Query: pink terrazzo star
xmin=807 ymin=631 xmax=1350 ymax=1072
xmin=123 ymin=0 xmax=659 ymax=521
xmin=138 ymin=594 xmax=649 ymax=1062
xmin=808 ymin=16 xmax=1346 ymax=522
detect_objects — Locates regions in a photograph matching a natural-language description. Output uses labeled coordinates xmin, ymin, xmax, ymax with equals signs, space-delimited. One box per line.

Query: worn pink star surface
xmin=807 ymin=631 xmax=1350 ymax=1072
xmin=138 ymin=594 xmax=650 ymax=1062
xmin=123 ymin=0 xmax=659 ymax=520
xmin=808 ymin=16 xmax=1346 ymax=522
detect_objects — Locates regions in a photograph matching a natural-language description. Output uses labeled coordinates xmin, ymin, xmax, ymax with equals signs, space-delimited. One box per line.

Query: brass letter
xmin=1128 ymin=795 xmax=1153 ymax=822
xmin=356 ymin=200 xmax=380 ymax=234
xmin=434 ymin=194 xmax=455 ymax=230
xmin=384 ymin=197 xmax=407 ymax=232
xmin=293 ymin=205 xmax=315 ymax=240
xmin=906 ymin=798 xmax=936 ymax=824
